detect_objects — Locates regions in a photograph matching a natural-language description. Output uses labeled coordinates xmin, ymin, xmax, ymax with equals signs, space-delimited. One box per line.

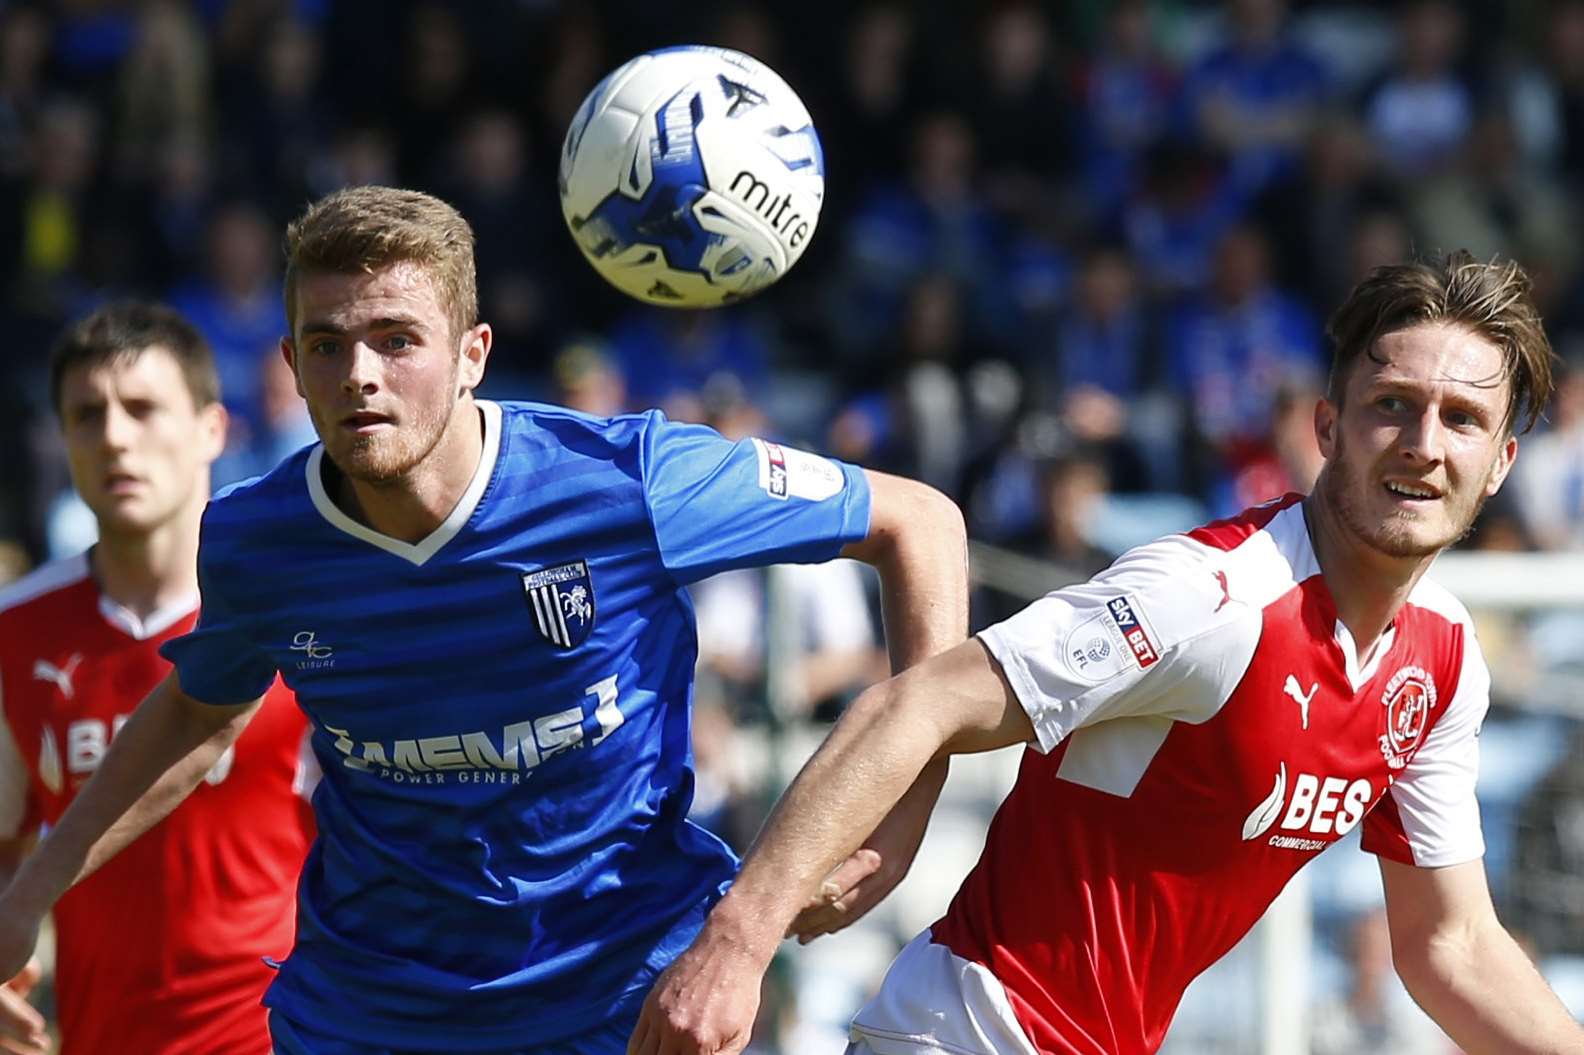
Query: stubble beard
xmin=1323 ymin=432 xmax=1490 ymax=559
xmin=322 ymin=368 xmax=460 ymax=486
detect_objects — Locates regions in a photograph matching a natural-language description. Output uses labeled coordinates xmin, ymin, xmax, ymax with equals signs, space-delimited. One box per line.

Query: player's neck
xmin=90 ymin=500 xmax=203 ymax=621
xmin=1303 ymin=492 xmax=1435 ymax=658
xmin=338 ymin=401 xmax=485 ymax=544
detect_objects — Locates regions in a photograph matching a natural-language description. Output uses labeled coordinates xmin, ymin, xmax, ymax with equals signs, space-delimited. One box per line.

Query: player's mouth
xmin=341 ymin=410 xmax=394 ymax=434
xmin=1382 ymin=479 xmax=1441 ymax=504
xmin=103 ymin=470 xmax=143 ymax=495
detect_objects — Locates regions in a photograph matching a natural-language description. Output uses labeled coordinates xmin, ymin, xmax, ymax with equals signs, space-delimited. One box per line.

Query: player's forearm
xmin=844 ymin=472 xmax=969 ymax=673
xmin=1401 ymin=918 xmax=1584 ymax=1053
xmin=4 ymin=677 xmax=258 ymax=916
xmin=705 ymin=674 xmax=948 ymax=965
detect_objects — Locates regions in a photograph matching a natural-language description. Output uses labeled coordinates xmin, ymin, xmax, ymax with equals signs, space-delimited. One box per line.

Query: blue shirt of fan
xmin=160 ymin=400 xmax=871 ymax=1051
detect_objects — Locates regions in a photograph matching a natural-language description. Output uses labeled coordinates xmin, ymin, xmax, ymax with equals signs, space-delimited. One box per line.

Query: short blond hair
xmin=1326 ymin=251 xmax=1556 ymax=435
xmin=283 ymin=186 xmax=478 ymax=342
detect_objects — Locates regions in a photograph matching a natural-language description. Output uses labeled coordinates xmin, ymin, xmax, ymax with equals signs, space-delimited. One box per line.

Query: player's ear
xmin=1314 ymin=397 xmax=1339 ymax=460
xmin=280 ymin=338 xmax=305 ymax=399
xmin=197 ymin=400 xmax=229 ymax=464
xmin=1485 ymin=434 xmax=1519 ymax=496
xmin=458 ymin=323 xmax=491 ymax=395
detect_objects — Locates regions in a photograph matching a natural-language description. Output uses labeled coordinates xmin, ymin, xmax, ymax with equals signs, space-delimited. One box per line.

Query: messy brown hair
xmin=50 ymin=301 xmax=219 ymax=417
xmin=283 ymin=186 xmax=478 ymax=342
xmin=1326 ymin=251 xmax=1555 ymax=435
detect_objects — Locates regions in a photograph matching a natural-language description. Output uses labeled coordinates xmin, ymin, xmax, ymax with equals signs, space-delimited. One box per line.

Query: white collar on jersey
xmin=98 ymin=592 xmax=198 ymax=641
xmin=305 ymin=399 xmax=503 ymax=567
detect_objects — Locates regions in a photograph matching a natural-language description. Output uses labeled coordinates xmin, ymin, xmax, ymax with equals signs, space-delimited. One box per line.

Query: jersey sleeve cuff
xmin=978 ymin=627 xmax=1064 ymax=754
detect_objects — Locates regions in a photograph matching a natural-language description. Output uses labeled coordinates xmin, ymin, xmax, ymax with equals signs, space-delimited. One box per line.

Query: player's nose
xmin=340 ymin=340 xmax=381 ymax=396
xmin=1394 ymin=406 xmax=1447 ymax=465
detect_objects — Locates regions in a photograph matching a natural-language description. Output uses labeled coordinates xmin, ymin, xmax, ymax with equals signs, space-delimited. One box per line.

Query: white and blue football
xmin=558 ymin=46 xmax=824 ymax=308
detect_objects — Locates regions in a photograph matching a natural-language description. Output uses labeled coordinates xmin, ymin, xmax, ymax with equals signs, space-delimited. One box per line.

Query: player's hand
xmin=787 ymin=761 xmax=943 ymax=943
xmin=627 ymin=928 xmax=765 ymax=1055
xmin=0 ymin=957 xmax=49 ymax=1055
xmin=785 ymin=846 xmax=885 ymax=942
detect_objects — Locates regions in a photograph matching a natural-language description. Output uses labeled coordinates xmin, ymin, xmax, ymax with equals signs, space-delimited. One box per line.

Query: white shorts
xmin=847 ymin=931 xmax=1040 ymax=1055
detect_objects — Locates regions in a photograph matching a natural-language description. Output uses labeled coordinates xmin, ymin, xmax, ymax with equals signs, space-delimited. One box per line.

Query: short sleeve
xmin=980 ymin=535 xmax=1261 ymax=754
xmin=0 ymin=675 xmax=32 ymax=839
xmin=1362 ymin=632 xmax=1487 ymax=869
xmin=641 ymin=415 xmax=871 ymax=585
xmin=158 ymin=519 xmax=279 ymax=706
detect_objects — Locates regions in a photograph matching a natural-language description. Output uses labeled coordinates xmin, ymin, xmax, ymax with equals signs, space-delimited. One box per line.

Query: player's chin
xmin=331 ymin=442 xmax=417 ymax=484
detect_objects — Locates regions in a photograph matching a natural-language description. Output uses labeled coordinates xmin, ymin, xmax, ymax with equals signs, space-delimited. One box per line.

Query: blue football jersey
xmin=160 ymin=400 xmax=871 ymax=1050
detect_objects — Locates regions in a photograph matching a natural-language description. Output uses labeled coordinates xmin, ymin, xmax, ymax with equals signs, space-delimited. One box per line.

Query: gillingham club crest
xmin=1379 ymin=665 xmax=1437 ymax=769
xmin=522 ymin=560 xmax=596 ymax=650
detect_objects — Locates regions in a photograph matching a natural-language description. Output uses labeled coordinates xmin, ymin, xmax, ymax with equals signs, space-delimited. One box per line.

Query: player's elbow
xmin=849 ymin=472 xmax=966 ymax=567
xmin=1389 ymin=916 xmax=1480 ymax=1003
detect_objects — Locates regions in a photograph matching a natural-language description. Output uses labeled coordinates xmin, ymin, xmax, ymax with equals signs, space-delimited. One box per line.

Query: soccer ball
xmin=558 ymin=46 xmax=824 ymax=309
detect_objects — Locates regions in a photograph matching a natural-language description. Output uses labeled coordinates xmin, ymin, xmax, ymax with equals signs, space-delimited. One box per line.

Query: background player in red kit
xmin=0 ymin=303 xmax=313 ymax=1055
xmin=638 ymin=253 xmax=1584 ymax=1055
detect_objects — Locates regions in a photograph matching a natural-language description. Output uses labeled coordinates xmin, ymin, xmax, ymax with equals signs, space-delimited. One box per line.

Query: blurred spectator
xmin=0 ymin=6 xmax=51 ymax=182
xmin=1256 ymin=115 xmax=1403 ymax=314
xmin=1029 ymin=452 xmax=1115 ymax=580
xmin=1550 ymin=0 xmax=1584 ymax=181
xmin=3 ymin=97 xmax=102 ymax=323
xmin=1035 ymin=245 xmax=1176 ymax=492
xmin=1512 ymin=724 xmax=1584 ymax=958
xmin=112 ymin=0 xmax=209 ymax=183
xmin=168 ymin=202 xmax=288 ymax=438
xmin=1121 ymin=136 xmax=1245 ymax=299
xmin=1167 ymin=224 xmax=1322 ymax=473
xmin=214 ymin=347 xmax=317 ymax=486
xmin=393 ymin=3 xmax=477 ymax=189
xmin=832 ymin=111 xmax=1009 ymax=357
xmin=1310 ymin=908 xmax=1449 ymax=1054
xmin=549 ymin=338 xmax=628 ymax=418
xmin=1216 ymin=383 xmax=1324 ymax=514
xmin=1180 ymin=0 xmax=1330 ymax=195
xmin=1411 ymin=111 xmax=1580 ymax=283
xmin=607 ymin=307 xmax=772 ymax=422
xmin=307 ymin=122 xmax=397 ymax=195
xmin=1362 ymin=0 xmax=1478 ymax=178
xmin=216 ymin=17 xmax=330 ymax=219
xmin=1074 ymin=0 xmax=1180 ymax=225
xmin=1512 ymin=357 xmax=1584 ymax=550
xmin=965 ymin=1 xmax=1073 ymax=226
xmin=812 ymin=3 xmax=919 ymax=228
xmin=441 ymin=108 xmax=561 ymax=368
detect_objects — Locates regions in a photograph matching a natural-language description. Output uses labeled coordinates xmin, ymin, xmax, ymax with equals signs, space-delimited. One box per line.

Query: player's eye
xmin=1376 ymin=396 xmax=1408 ymax=414
xmin=310 ymin=339 xmax=339 ymax=356
xmin=385 ymin=334 xmax=412 ymax=352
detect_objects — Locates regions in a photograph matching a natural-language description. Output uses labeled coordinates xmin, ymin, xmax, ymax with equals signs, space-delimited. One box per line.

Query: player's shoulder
xmin=0 ymin=551 xmax=93 ymax=624
xmin=495 ymin=399 xmax=661 ymax=465
xmin=201 ymin=445 xmax=317 ymax=535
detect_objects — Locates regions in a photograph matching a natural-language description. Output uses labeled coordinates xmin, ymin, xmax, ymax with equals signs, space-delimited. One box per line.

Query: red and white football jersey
xmin=0 ymin=553 xmax=314 ymax=1055
xmin=851 ymin=495 xmax=1487 ymax=1055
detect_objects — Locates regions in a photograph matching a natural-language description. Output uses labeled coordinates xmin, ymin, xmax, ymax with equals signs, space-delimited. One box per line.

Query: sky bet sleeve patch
xmin=752 ymin=437 xmax=846 ymax=502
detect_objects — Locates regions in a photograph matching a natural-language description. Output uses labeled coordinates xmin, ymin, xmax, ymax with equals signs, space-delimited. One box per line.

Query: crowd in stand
xmin=4 ymin=2 xmax=1584 ymax=1049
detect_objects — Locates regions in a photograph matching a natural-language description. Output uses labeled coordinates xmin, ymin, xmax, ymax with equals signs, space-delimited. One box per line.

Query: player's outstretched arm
xmin=0 ymin=673 xmax=260 ymax=982
xmin=783 ymin=470 xmax=969 ymax=940
xmin=1380 ymin=857 xmax=1584 ymax=1053
xmin=630 ymin=638 xmax=1034 ymax=1055
xmin=840 ymin=468 xmax=969 ymax=675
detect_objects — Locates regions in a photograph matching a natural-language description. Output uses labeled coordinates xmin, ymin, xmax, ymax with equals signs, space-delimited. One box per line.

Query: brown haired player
xmin=643 ymin=253 xmax=1583 ymax=1055
xmin=0 ymin=302 xmax=313 ymax=1055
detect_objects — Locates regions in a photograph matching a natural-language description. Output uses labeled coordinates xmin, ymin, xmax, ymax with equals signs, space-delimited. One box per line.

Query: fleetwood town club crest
xmin=522 ymin=560 xmax=596 ymax=650
xmin=1379 ymin=665 xmax=1437 ymax=769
